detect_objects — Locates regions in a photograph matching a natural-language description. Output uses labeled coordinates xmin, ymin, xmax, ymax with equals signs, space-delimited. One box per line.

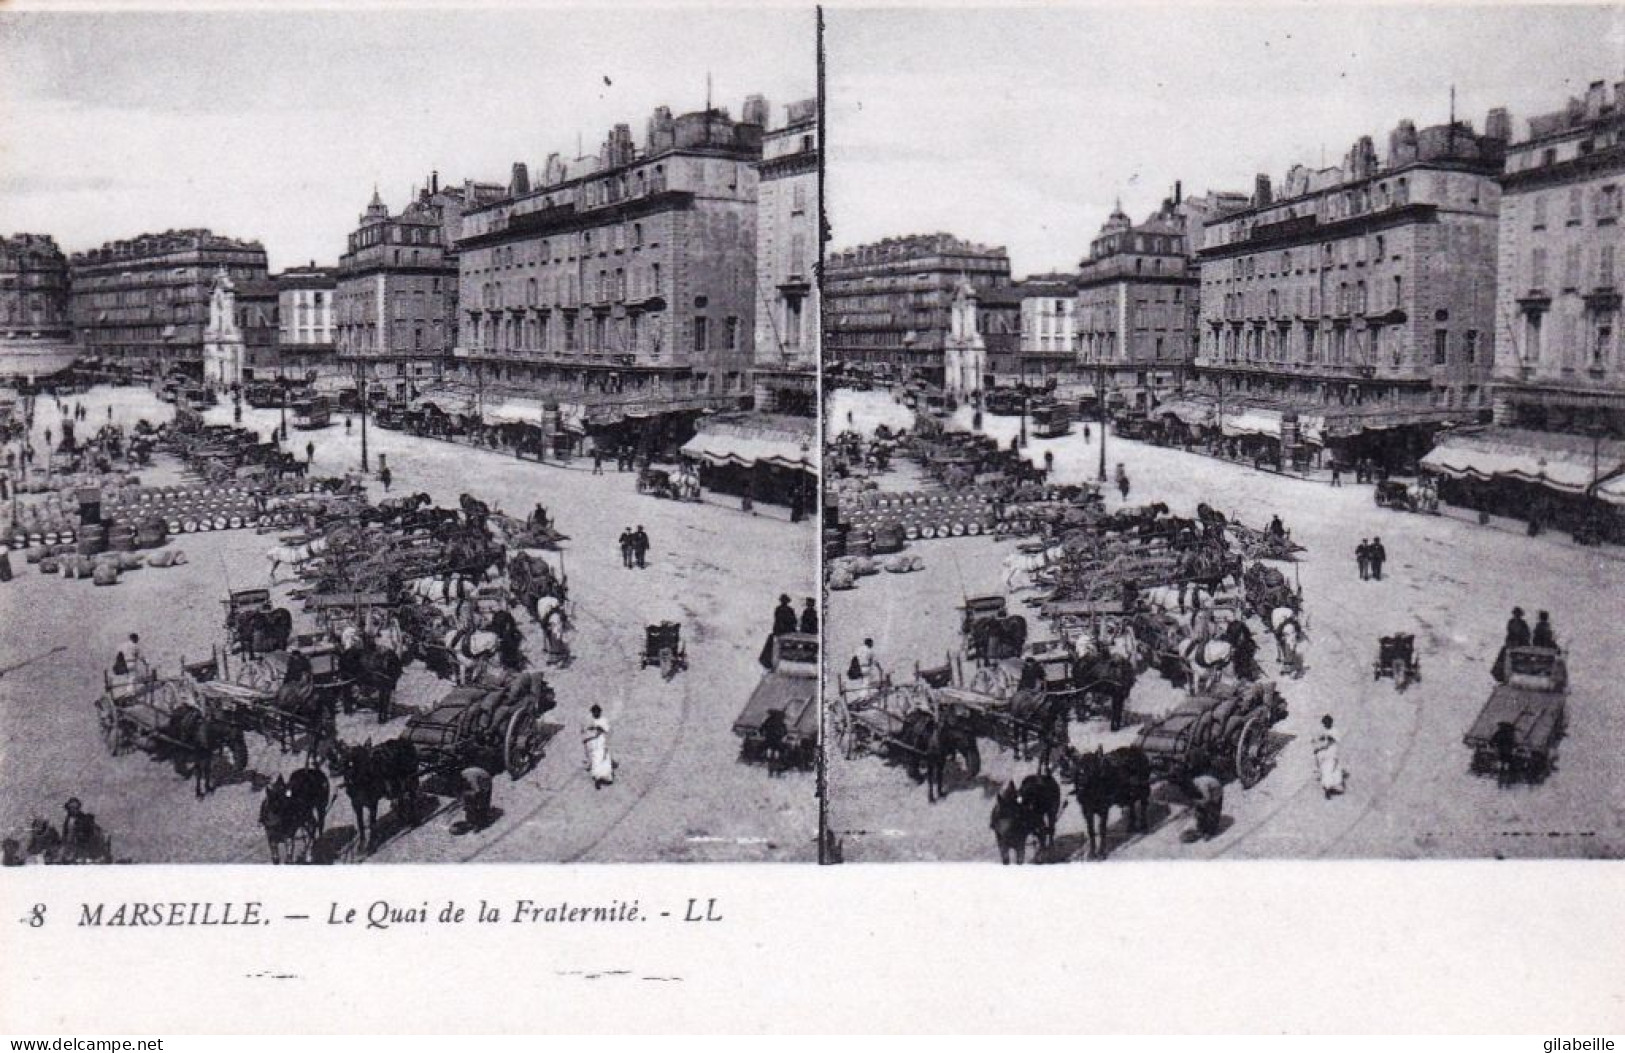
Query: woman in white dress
xmin=583 ymin=705 xmax=614 ymax=789
xmin=1312 ymin=714 xmax=1347 ymax=798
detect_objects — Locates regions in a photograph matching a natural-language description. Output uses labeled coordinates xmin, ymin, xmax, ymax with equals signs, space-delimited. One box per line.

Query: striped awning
xmin=1221 ymin=408 xmax=1282 ymax=439
xmin=484 ymin=398 xmax=547 ymax=426
xmin=1420 ymin=427 xmax=1625 ymax=494
xmin=1596 ymin=472 xmax=1625 ymax=507
xmin=1156 ymin=398 xmax=1215 ymax=426
xmin=680 ymin=431 xmax=814 ymax=471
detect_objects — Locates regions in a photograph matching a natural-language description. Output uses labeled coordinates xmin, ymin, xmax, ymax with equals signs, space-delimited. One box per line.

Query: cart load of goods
xmin=836 ymin=489 xmax=1000 ymax=553
xmin=10 ymin=467 xmax=142 ymax=496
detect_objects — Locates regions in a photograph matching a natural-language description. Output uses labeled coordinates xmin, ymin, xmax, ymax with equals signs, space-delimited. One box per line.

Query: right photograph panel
xmin=820 ymin=5 xmax=1625 ymax=862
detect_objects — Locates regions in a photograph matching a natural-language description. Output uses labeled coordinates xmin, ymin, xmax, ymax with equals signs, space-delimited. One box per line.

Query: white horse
xmin=533 ymin=594 xmax=571 ymax=666
xmin=1178 ymin=636 xmax=1234 ymax=695
xmin=443 ymin=627 xmax=501 ymax=686
xmin=1002 ymin=542 xmax=1063 ymax=592
xmin=1268 ymin=606 xmax=1308 ymax=677
xmin=266 ymin=537 xmax=329 ymax=583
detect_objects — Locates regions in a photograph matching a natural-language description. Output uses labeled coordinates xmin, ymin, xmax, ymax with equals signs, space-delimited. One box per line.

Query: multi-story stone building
xmin=69 ymin=230 xmax=268 ymax=375
xmin=752 ymin=98 xmax=819 ymax=416
xmin=201 ymin=269 xmax=278 ymax=389
xmin=334 ymin=179 xmax=487 ymax=399
xmin=1006 ymin=275 xmax=1078 ymax=383
xmin=1493 ymin=78 xmax=1625 ymax=442
xmin=0 ymin=234 xmax=76 ymax=376
xmin=1191 ymin=116 xmax=1508 ymax=469
xmin=823 ymin=234 xmax=1011 ymax=385
xmin=451 ymin=100 xmax=767 ymax=437
xmin=235 ymin=263 xmax=340 ymax=383
xmin=1076 ymin=194 xmax=1207 ymax=410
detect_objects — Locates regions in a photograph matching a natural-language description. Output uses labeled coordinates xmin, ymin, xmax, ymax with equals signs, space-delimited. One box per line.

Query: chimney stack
xmin=431 ymin=170 xmax=440 ymax=195
xmin=1254 ymin=174 xmax=1273 ymax=207
xmin=1174 ymin=180 xmax=1183 ymax=206
xmin=510 ymin=163 xmax=531 ymax=196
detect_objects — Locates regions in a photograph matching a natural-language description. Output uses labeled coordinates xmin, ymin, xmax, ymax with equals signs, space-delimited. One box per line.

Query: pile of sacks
xmin=826 ymin=555 xmax=880 ymax=591
xmin=27 ymin=546 xmax=188 ymax=585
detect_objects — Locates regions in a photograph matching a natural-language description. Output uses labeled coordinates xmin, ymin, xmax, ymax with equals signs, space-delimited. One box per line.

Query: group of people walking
xmin=617 ymin=526 xmax=651 ymax=568
xmin=1354 ymin=537 xmax=1388 ymax=580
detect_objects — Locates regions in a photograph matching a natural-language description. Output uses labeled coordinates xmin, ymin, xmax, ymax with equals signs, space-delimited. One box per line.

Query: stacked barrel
xmin=835 ymin=489 xmax=999 ymax=551
xmin=5 ymin=483 xmax=271 ymax=551
xmin=101 ymin=484 xmax=265 ymax=537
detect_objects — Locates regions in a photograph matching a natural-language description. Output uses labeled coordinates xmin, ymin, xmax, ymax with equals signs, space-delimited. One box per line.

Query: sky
xmin=827 ymin=4 xmax=1625 ymax=277
xmin=0 ymin=7 xmax=814 ymax=271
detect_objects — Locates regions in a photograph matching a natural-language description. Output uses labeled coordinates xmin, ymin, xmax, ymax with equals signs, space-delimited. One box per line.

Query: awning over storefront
xmin=1221 ymin=408 xmax=1283 ymax=439
xmin=1596 ymin=472 xmax=1625 ymax=507
xmin=1156 ymin=398 xmax=1215 ymax=426
xmin=484 ymin=397 xmax=548 ymax=426
xmin=1420 ymin=427 xmax=1625 ymax=494
xmin=679 ymin=413 xmax=816 ymax=472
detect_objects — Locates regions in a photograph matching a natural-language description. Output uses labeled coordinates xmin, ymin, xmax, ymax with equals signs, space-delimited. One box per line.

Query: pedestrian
xmin=799 ymin=597 xmax=819 ymax=636
xmin=44 ymin=427 xmax=51 ymax=449
xmin=1331 ymin=462 xmax=1342 ymax=487
xmin=1369 ymin=537 xmax=1386 ymax=581
xmin=233 ymin=403 xmax=242 ymax=424
xmin=618 ymin=527 xmax=634 ymax=568
xmin=789 ymin=488 xmax=804 ymax=523
xmin=592 ymin=447 xmax=604 ymax=475
xmin=1505 ymin=607 xmax=1532 ymax=649
xmin=1187 ymin=767 xmax=1225 ymax=839
xmin=859 ymin=637 xmax=882 ymax=685
xmin=106 ymin=405 xmax=112 ymax=420
xmin=1355 ymin=539 xmax=1370 ymax=581
xmin=1044 ymin=449 xmax=1054 ymax=474
xmin=1117 ymin=473 xmax=1130 ymax=501
xmin=1268 ymin=514 xmax=1285 ymax=538
xmin=346 ymin=417 xmax=352 ymax=434
xmin=1532 ymin=610 xmax=1557 ymax=649
xmin=1312 ymin=714 xmax=1348 ymax=798
xmin=773 ymin=594 xmax=798 ymax=637
xmin=305 ymin=440 xmax=314 ymax=464
xmin=582 ymin=704 xmax=615 ymax=789
xmin=1083 ymin=423 xmax=1092 ymax=440
xmin=632 ymin=525 xmax=649 ymax=568
xmin=457 ymin=766 xmax=494 ymax=831
xmin=124 ymin=633 xmax=148 ymax=678
xmin=379 ymin=465 xmax=393 ymax=492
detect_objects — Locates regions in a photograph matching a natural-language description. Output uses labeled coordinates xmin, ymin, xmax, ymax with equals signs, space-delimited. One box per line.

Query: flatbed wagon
xmin=1465 ymin=646 xmax=1568 ymax=783
xmin=734 ymin=633 xmax=818 ymax=769
xmin=1135 ymin=680 xmax=1288 ymax=789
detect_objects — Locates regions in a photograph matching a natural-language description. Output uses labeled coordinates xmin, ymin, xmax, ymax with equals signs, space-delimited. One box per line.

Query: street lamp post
xmin=358 ymin=362 xmax=369 ymax=474
xmin=277 ymin=359 xmax=287 ymax=444
xmin=1096 ymin=356 xmax=1107 ymax=483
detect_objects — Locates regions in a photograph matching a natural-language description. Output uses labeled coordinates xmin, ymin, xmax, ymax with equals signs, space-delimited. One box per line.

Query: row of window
xmin=478 ymin=264 xmax=666 ymax=310
xmin=1529 ymin=184 xmax=1622 ymax=228
xmin=1518 ymin=309 xmax=1617 ymax=368
xmin=1207 ymin=320 xmax=1482 ymax=370
xmin=1527 ymin=243 xmax=1617 ymax=289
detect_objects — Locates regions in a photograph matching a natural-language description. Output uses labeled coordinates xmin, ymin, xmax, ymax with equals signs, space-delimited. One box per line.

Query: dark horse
xmin=257 ymin=766 xmax=331 ymax=864
xmin=158 ymin=704 xmax=249 ymax=798
xmin=1072 ymin=652 xmax=1138 ymax=732
xmin=1065 ymin=745 xmax=1152 ymax=860
xmin=897 ymin=709 xmax=981 ymax=803
xmin=339 ymin=640 xmax=403 ymax=723
xmin=991 ymin=773 xmax=1063 ymax=864
xmin=325 ymin=738 xmax=420 ymax=854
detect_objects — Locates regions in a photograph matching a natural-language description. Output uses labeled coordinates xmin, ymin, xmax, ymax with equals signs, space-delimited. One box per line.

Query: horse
xmin=233 ymin=606 xmax=292 ymax=656
xmin=1065 ymin=745 xmax=1152 ymax=860
xmin=968 ymin=613 xmax=1027 ymax=663
xmin=266 ymin=536 xmax=329 ymax=583
xmin=990 ymin=782 xmax=1031 ymax=864
xmin=157 ymin=703 xmax=249 ymax=797
xmin=1179 ymin=636 xmax=1234 ymax=695
xmin=1070 ymin=652 xmax=1137 ymax=731
xmin=1019 ymin=772 xmax=1062 ymax=853
xmin=324 ymin=738 xmax=420 ymax=854
xmin=338 ymin=638 xmax=404 ymax=722
xmin=1268 ymin=606 xmax=1308 ymax=677
xmin=258 ymin=766 xmax=330 ymax=864
xmin=486 ymin=608 xmax=526 ymax=671
xmin=896 ymin=709 xmax=981 ymax=803
xmin=442 ymin=626 xmax=501 ymax=686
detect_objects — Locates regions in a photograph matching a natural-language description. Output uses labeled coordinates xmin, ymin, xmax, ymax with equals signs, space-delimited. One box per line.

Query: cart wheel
xmin=504 ymin=707 xmax=542 ymax=778
xmin=1235 ymin=712 xmax=1269 ymax=789
xmin=96 ymin=695 xmax=125 ymax=756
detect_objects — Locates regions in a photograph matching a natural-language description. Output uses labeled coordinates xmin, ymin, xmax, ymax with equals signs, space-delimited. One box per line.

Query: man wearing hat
xmin=62 ymin=798 xmax=96 ymax=856
xmin=1532 ymin=610 xmax=1557 ymax=649
xmin=798 ymin=597 xmax=819 ymax=636
xmin=1505 ymin=608 xmax=1532 ymax=649
xmin=772 ymin=595 xmax=798 ymax=637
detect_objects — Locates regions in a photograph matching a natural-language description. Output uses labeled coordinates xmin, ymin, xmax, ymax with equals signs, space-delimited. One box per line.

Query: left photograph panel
xmin=0 ymin=7 xmax=820 ymax=863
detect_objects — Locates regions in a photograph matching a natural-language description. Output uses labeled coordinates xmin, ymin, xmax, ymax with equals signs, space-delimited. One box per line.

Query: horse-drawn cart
xmin=733 ymin=633 xmax=818 ymax=769
xmin=95 ymin=664 xmax=251 ymax=795
xmin=1373 ymin=633 xmax=1421 ymax=691
xmin=1134 ymin=681 xmax=1287 ymax=788
xmin=1465 ymin=646 xmax=1568 ymax=783
xmin=402 ymin=672 xmax=556 ymax=781
xmin=641 ymin=621 xmax=688 ymax=678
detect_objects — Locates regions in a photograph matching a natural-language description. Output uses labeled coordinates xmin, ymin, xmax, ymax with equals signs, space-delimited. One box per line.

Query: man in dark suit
xmin=798 ymin=597 xmax=819 ymax=635
xmin=1368 ymin=537 xmax=1387 ymax=580
xmin=772 ymin=595 xmax=798 ymax=637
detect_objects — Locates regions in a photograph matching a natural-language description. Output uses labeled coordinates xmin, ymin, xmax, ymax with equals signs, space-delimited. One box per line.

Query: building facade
xmin=1005 ymin=275 xmax=1078 ymax=383
xmin=451 ymin=100 xmax=766 ymax=426
xmin=1192 ymin=116 xmax=1508 ymax=467
xmin=823 ymin=234 xmax=1011 ymax=384
xmin=942 ymin=282 xmax=988 ymax=398
xmin=258 ymin=264 xmax=341 ymax=382
xmin=1076 ymin=192 xmax=1210 ymax=411
xmin=0 ymin=234 xmax=76 ymax=376
xmin=752 ymin=98 xmax=819 ymax=416
xmin=333 ymin=184 xmax=468 ymax=399
xmin=1493 ymin=77 xmax=1625 ymax=441
xmin=202 ymin=268 xmax=279 ymax=389
xmin=69 ymin=230 xmax=268 ymax=375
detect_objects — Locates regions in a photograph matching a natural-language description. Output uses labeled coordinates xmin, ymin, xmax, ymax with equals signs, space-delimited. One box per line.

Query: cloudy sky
xmin=828 ymin=5 xmax=1625 ymax=276
xmin=0 ymin=7 xmax=814 ymax=271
